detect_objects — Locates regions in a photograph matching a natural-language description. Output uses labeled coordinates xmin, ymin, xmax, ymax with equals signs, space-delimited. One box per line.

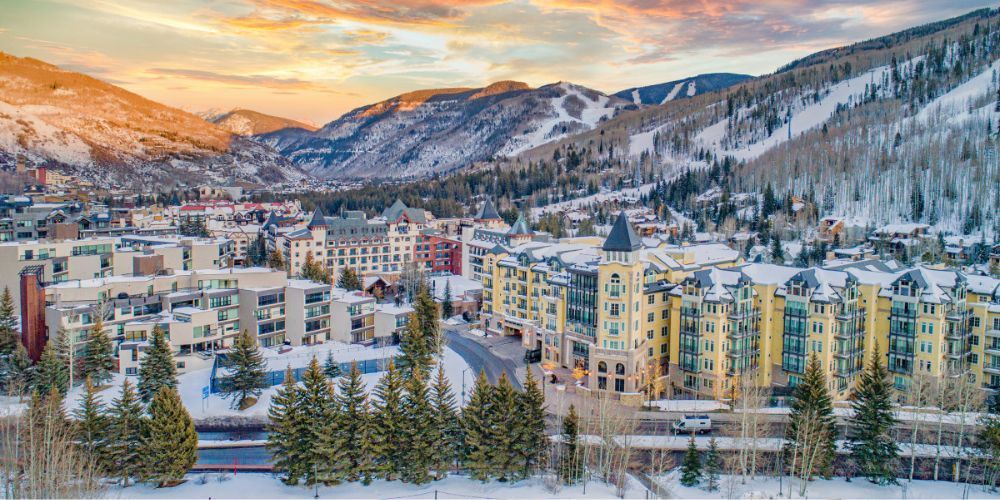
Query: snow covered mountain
xmin=0 ymin=52 xmax=305 ymax=188
xmin=614 ymin=73 xmax=752 ymax=106
xmin=209 ymin=109 xmax=318 ymax=136
xmin=520 ymin=7 xmax=1000 ymax=238
xmin=257 ymin=81 xmax=634 ymax=179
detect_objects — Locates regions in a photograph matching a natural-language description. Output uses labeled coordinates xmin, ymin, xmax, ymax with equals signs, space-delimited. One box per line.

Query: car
xmin=672 ymin=414 xmax=712 ymax=434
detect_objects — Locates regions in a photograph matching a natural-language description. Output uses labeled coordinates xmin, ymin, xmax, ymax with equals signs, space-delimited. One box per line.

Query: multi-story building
xmin=480 ymin=212 xmax=1000 ymax=403
xmin=1 ymin=234 xmax=234 ymax=309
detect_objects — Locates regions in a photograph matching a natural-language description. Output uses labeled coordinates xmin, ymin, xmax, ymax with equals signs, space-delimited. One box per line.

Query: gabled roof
xmin=602 ymin=211 xmax=641 ymax=252
xmin=508 ymin=213 xmax=532 ymax=236
xmin=307 ymin=208 xmax=327 ymax=229
xmin=382 ymin=199 xmax=409 ymax=220
xmin=475 ymin=198 xmax=501 ymax=220
xmin=381 ymin=198 xmax=427 ymax=224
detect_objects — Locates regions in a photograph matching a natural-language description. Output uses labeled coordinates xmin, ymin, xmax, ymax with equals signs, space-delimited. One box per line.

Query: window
xmin=614 ymin=378 xmax=625 ymax=392
xmin=615 ymin=363 xmax=625 ymax=375
xmin=598 ymin=361 xmax=607 ymax=373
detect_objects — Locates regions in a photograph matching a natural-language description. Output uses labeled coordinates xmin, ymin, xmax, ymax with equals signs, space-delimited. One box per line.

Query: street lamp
xmin=461 ymin=367 xmax=473 ymax=405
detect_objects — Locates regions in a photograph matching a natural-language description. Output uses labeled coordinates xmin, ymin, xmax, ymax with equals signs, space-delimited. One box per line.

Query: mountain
xmin=257 ymin=81 xmax=634 ymax=179
xmin=210 ymin=109 xmax=318 ymax=136
xmin=0 ymin=52 xmax=305 ymax=188
xmin=516 ymin=8 xmax=999 ymax=239
xmin=614 ymin=73 xmax=752 ymax=106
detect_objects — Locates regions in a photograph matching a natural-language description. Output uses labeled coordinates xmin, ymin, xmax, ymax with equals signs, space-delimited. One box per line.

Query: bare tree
xmin=732 ymin=370 xmax=770 ymax=482
xmin=786 ymin=408 xmax=831 ymax=498
xmin=901 ymin=372 xmax=932 ymax=482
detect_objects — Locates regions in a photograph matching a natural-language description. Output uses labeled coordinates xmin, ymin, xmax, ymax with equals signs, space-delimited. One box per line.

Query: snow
xmin=915 ymin=59 xmax=1000 ymax=125
xmin=630 ymin=88 xmax=641 ymax=105
xmin=501 ymin=83 xmax=619 ymax=156
xmin=645 ymin=399 xmax=730 ymax=412
xmin=685 ymin=80 xmax=698 ymax=97
xmin=0 ymin=395 xmax=27 ymax=417
xmin=662 ymin=81 xmax=686 ymax=104
xmin=657 ymin=470 xmax=999 ymax=500
xmin=531 ymin=184 xmax=655 ymax=217
xmin=63 ymin=345 xmax=471 ymax=420
xmin=111 ymin=472 xmax=650 ymax=499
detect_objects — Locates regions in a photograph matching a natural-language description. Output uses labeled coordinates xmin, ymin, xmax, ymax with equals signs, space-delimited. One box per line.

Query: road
xmin=444 ymin=330 xmax=523 ymax=390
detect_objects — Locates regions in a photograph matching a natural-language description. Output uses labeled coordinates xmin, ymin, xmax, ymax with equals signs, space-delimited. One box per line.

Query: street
xmin=443 ymin=330 xmax=525 ymax=391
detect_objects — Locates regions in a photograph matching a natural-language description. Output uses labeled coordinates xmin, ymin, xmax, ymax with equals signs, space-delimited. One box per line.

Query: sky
xmin=0 ymin=0 xmax=992 ymax=124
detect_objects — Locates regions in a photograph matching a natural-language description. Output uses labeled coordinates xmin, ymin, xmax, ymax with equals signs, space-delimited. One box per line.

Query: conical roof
xmin=602 ymin=211 xmax=641 ymax=252
xmin=508 ymin=213 xmax=532 ymax=236
xmin=307 ymin=207 xmax=327 ymax=228
xmin=475 ymin=198 xmax=501 ymax=220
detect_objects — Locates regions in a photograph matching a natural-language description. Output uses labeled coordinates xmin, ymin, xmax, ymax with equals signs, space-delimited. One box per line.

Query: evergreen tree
xmin=335 ymin=362 xmax=373 ymax=483
xmin=324 ymin=350 xmax=342 ymax=379
xmin=786 ymin=353 xmax=837 ymax=479
xmin=337 ymin=266 xmax=361 ymax=291
xmin=0 ymin=286 xmax=17 ymax=355
xmin=371 ymin=361 xmax=406 ymax=480
xmin=74 ymin=377 xmax=109 ymax=471
xmin=300 ymin=252 xmax=328 ymax=283
xmin=0 ymin=343 xmax=33 ymax=395
xmin=137 ymin=326 xmax=177 ymax=403
xmin=401 ymin=367 xmax=435 ymax=484
xmin=268 ymin=367 xmax=307 ymax=485
xmin=82 ymin=318 xmax=115 ymax=386
xmin=441 ymin=280 xmax=454 ymax=319
xmin=299 ymin=357 xmax=334 ymax=486
xmin=680 ymin=434 xmax=702 ymax=487
xmin=222 ymin=329 xmax=268 ymax=410
xmin=770 ymin=233 xmax=784 ymax=263
xmin=559 ymin=404 xmax=582 ymax=485
xmin=34 ymin=337 xmax=68 ymax=396
xmin=430 ymin=367 xmax=460 ymax=480
xmin=267 ymin=249 xmax=286 ymax=271
xmin=488 ymin=373 xmax=519 ymax=481
xmin=399 ymin=317 xmax=431 ymax=378
xmin=463 ymin=371 xmax=495 ymax=481
xmin=514 ymin=368 xmax=547 ymax=478
xmin=704 ymin=437 xmax=720 ymax=492
xmin=848 ymin=345 xmax=899 ymax=485
xmin=141 ymin=387 xmax=198 ymax=487
xmin=107 ymin=378 xmax=144 ymax=487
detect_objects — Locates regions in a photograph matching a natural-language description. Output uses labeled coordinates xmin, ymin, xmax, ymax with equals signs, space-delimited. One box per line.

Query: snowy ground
xmin=645 ymin=399 xmax=729 ymax=412
xmin=531 ymin=184 xmax=655 ymax=217
xmin=656 ymin=469 xmax=1000 ymax=500
xmin=109 ymin=472 xmax=649 ymax=499
xmin=63 ymin=344 xmax=471 ymax=420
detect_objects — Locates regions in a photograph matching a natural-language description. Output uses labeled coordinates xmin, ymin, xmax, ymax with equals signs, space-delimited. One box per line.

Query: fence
xmin=209 ymin=353 xmax=400 ymax=394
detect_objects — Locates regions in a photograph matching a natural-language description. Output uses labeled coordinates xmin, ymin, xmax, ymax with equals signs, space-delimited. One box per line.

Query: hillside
xmin=614 ymin=73 xmax=752 ymax=105
xmin=257 ymin=81 xmax=634 ymax=179
xmin=515 ymin=8 xmax=1000 ymax=240
xmin=210 ymin=109 xmax=318 ymax=136
xmin=0 ymin=52 xmax=304 ymax=188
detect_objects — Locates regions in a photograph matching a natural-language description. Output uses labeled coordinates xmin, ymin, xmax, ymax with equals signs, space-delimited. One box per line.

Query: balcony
xmin=984 ymin=365 xmax=1000 ymax=375
xmin=890 ymin=307 xmax=917 ymax=319
xmin=727 ymin=308 xmax=759 ymax=321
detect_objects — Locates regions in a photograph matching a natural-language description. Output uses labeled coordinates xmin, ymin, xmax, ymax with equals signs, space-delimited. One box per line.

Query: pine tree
xmin=268 ymin=249 xmax=286 ymax=271
xmin=336 ymin=362 xmax=373 ymax=483
xmin=430 ymin=367 xmax=460 ymax=480
xmin=141 ymin=387 xmax=198 ymax=487
xmin=704 ymin=437 xmax=720 ymax=492
xmin=222 ymin=329 xmax=268 ymax=410
xmin=489 ymin=373 xmax=519 ymax=481
xmin=441 ymin=280 xmax=454 ymax=319
xmin=0 ymin=286 xmax=17 ymax=355
xmin=514 ymin=368 xmax=547 ymax=478
xmin=268 ymin=367 xmax=306 ymax=485
xmin=559 ymin=404 xmax=582 ymax=485
xmin=34 ymin=337 xmax=69 ymax=396
xmin=82 ymin=318 xmax=115 ymax=386
xmin=680 ymin=434 xmax=702 ymax=487
xmin=848 ymin=345 xmax=899 ymax=485
xmin=786 ymin=353 xmax=837 ymax=480
xmin=137 ymin=326 xmax=177 ymax=403
xmin=371 ymin=361 xmax=406 ymax=480
xmin=770 ymin=233 xmax=784 ymax=263
xmin=299 ymin=357 xmax=334 ymax=486
xmin=300 ymin=252 xmax=328 ymax=283
xmin=74 ymin=377 xmax=109 ymax=471
xmin=401 ymin=366 xmax=435 ymax=484
xmin=337 ymin=266 xmax=361 ymax=291
xmin=107 ymin=378 xmax=144 ymax=487
xmin=324 ymin=350 xmax=342 ymax=379
xmin=463 ymin=371 xmax=495 ymax=481
xmin=398 ymin=316 xmax=431 ymax=378
xmin=0 ymin=343 xmax=33 ymax=394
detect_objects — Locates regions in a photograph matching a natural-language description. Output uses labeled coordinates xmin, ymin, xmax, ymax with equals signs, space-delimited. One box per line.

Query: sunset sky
xmin=0 ymin=0 xmax=990 ymax=124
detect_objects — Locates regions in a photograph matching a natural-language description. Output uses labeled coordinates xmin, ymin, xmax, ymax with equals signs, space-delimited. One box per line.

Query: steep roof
xmin=602 ymin=211 xmax=641 ymax=252
xmin=307 ymin=207 xmax=327 ymax=229
xmin=381 ymin=198 xmax=427 ymax=224
xmin=382 ymin=199 xmax=409 ymax=220
xmin=475 ymin=198 xmax=501 ymax=220
xmin=508 ymin=213 xmax=532 ymax=236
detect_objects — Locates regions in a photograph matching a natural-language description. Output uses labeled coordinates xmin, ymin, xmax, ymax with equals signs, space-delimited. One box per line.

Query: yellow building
xmin=480 ymin=212 xmax=1000 ymax=402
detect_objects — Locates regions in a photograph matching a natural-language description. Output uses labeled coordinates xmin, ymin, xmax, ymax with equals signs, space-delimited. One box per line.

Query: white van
xmin=672 ymin=415 xmax=712 ymax=434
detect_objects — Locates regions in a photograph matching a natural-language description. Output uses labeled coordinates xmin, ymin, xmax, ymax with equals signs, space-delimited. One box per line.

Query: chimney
xmin=19 ymin=265 xmax=46 ymax=362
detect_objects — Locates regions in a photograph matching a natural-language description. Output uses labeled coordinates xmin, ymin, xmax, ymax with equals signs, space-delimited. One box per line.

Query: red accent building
xmin=19 ymin=266 xmax=47 ymax=362
xmin=413 ymin=233 xmax=462 ymax=275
